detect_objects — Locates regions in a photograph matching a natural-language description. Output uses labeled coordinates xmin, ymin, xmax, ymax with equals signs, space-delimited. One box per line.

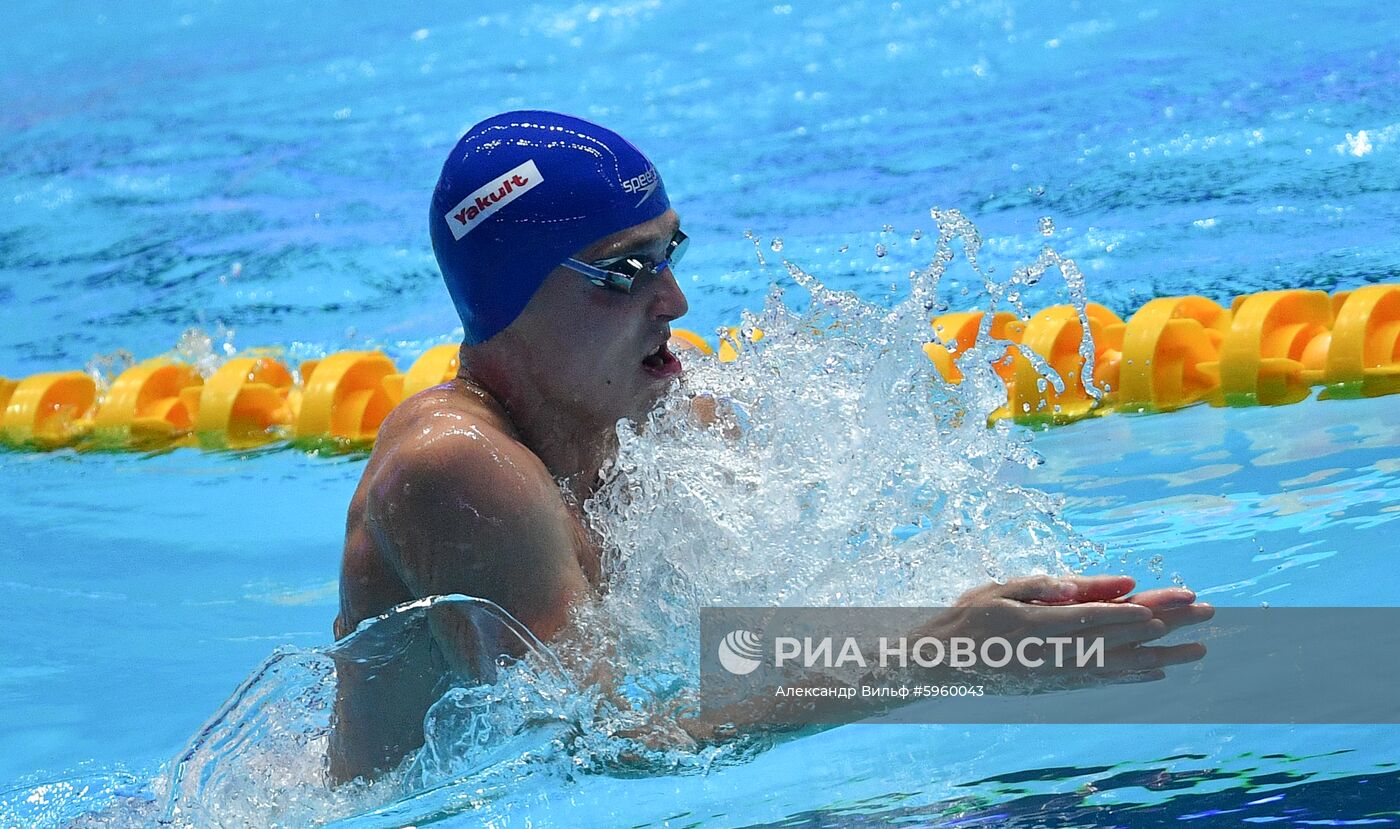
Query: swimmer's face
xmin=511 ymin=209 xmax=690 ymax=423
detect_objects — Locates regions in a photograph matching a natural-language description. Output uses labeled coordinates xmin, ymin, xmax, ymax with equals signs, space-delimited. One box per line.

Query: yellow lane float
xmin=93 ymin=360 xmax=202 ymax=447
xmin=1115 ymin=296 xmax=1228 ymax=413
xmin=1 ymin=285 xmax=1398 ymax=452
xmin=1213 ymin=289 xmax=1333 ymax=406
xmin=400 ymin=343 xmax=461 ymax=399
xmin=294 ymin=351 xmax=398 ymax=445
xmin=1000 ymin=303 xmax=1124 ymax=425
xmin=922 ymin=311 xmax=1025 ymax=384
xmin=194 ymin=356 xmax=295 ymax=449
xmin=1 ymin=371 xmax=96 ymax=448
xmin=1316 ymin=285 xmax=1400 ymax=399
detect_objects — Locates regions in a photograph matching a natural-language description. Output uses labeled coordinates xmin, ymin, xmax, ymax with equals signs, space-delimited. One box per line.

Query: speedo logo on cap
xmin=444 ymin=159 xmax=543 ymax=240
xmin=621 ymin=166 xmax=659 ymax=207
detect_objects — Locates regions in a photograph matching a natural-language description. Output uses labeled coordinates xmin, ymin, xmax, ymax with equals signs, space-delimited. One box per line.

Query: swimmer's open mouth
xmin=642 ymin=342 xmax=682 ymax=379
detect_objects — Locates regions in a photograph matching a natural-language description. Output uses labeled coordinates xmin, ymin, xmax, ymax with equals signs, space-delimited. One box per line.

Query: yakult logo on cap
xmin=444 ymin=159 xmax=543 ymax=241
xmin=621 ymin=166 xmax=659 ymax=207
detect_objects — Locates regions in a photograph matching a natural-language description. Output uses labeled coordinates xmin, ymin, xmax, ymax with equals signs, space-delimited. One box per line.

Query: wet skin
xmin=330 ymin=208 xmax=1212 ymax=781
xmin=331 ymin=210 xmax=688 ymax=780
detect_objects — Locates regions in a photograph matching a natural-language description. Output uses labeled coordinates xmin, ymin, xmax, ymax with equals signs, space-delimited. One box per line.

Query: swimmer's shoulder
xmin=374 ymin=377 xmax=517 ymax=451
xmin=365 ymin=378 xmax=557 ymax=529
xmin=340 ymin=379 xmax=550 ymax=637
xmin=358 ymin=380 xmax=589 ymax=634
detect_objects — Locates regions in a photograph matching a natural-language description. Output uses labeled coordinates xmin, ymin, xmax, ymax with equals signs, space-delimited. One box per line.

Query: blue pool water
xmin=3 ymin=0 xmax=1400 ymax=826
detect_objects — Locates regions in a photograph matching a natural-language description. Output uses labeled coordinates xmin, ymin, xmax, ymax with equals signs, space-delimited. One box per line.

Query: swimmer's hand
xmin=640 ymin=575 xmax=1211 ymax=754
xmin=912 ymin=574 xmax=1212 ymax=689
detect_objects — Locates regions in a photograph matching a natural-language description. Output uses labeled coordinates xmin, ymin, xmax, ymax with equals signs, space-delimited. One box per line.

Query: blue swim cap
xmin=429 ymin=110 xmax=672 ymax=344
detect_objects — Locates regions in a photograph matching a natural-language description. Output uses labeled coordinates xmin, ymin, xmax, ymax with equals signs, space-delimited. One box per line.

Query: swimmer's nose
xmin=651 ymin=266 xmax=689 ymax=321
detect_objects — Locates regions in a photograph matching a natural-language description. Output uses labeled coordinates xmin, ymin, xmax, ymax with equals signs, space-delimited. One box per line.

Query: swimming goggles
xmin=561 ymin=229 xmax=688 ymax=293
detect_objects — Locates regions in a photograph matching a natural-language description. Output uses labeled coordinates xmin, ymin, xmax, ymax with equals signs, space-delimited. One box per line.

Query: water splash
xmin=4 ymin=211 xmax=1108 ymax=828
xmin=84 ymin=349 xmax=136 ymax=395
xmin=561 ymin=207 xmax=1104 ymax=759
xmin=174 ymin=325 xmax=239 ymax=379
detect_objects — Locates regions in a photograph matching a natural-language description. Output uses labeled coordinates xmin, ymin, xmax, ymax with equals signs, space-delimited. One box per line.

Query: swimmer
xmin=330 ymin=110 xmax=1212 ymax=782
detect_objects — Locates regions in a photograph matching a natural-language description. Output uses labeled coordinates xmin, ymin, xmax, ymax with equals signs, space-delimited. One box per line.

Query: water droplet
xmin=911 ymin=229 xmax=923 ymax=241
xmin=882 ymin=224 xmax=894 ymax=233
xmin=875 ymin=243 xmax=888 ymax=258
xmin=770 ymin=237 xmax=784 ymax=252
xmin=838 ymin=245 xmax=849 ymax=253
xmin=1038 ymin=216 xmax=1054 ymax=236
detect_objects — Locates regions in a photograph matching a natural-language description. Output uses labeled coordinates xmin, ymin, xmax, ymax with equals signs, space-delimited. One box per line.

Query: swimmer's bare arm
xmin=671 ymin=575 xmax=1211 ymax=744
xmin=367 ymin=413 xmax=1212 ymax=748
xmin=368 ymin=421 xmax=590 ymax=649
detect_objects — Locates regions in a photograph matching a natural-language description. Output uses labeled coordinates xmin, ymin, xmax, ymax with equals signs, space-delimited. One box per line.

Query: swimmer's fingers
xmin=1077 ymin=603 xmax=1213 ymax=648
xmin=935 ymin=600 xmax=1152 ymax=643
xmin=1118 ymin=587 xmax=1196 ymax=610
xmin=1009 ymin=626 xmax=1196 ymax=667
xmin=999 ymin=642 xmax=1203 ymax=691
xmin=1076 ymin=618 xmax=1170 ymax=649
xmin=1030 ymin=668 xmax=1168 ymax=692
xmin=1150 ymin=603 xmax=1215 ymax=634
xmin=1015 ymin=601 xmax=1155 ymax=636
xmin=1113 ymin=589 xmax=1215 ymax=636
xmin=990 ymin=574 xmax=1136 ymax=605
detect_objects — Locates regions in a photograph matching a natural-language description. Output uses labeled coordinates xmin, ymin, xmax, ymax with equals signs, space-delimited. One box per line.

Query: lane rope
xmin=2 ymin=286 xmax=1397 ymax=452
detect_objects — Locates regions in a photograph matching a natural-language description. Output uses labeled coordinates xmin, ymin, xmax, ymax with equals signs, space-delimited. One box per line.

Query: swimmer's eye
xmin=561 ymin=229 xmax=688 ymax=294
